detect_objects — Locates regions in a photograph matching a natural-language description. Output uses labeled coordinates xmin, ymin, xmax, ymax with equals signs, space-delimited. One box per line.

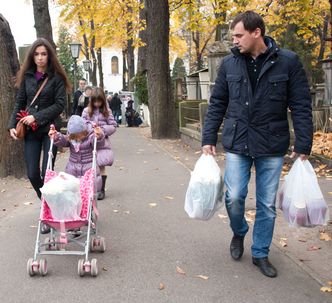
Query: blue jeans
xmin=224 ymin=152 xmax=284 ymax=258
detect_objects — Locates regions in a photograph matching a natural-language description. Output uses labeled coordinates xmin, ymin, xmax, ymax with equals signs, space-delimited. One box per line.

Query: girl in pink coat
xmin=82 ymin=87 xmax=117 ymax=200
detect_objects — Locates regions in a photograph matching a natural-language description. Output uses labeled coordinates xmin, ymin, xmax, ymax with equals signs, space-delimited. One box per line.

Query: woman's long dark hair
xmin=88 ymin=87 xmax=110 ymax=118
xmin=15 ymin=38 xmax=72 ymax=92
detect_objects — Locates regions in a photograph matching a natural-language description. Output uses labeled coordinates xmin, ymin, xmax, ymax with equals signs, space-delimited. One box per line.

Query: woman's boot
xmin=98 ymin=175 xmax=107 ymax=200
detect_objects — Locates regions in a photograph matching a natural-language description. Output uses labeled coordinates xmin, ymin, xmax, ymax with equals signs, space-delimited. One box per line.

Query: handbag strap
xmin=30 ymin=77 xmax=49 ymax=107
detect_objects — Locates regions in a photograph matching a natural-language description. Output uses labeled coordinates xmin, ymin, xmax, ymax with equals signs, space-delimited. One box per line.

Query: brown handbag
xmin=15 ymin=77 xmax=49 ymax=140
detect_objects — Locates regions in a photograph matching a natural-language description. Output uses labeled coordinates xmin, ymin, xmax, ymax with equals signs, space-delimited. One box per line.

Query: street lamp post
xmin=82 ymin=59 xmax=92 ymax=84
xmin=69 ymin=42 xmax=82 ymax=92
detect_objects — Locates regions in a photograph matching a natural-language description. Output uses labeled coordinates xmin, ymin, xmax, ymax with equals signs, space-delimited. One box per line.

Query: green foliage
xmin=57 ymin=25 xmax=84 ymax=87
xmin=172 ymin=57 xmax=186 ymax=80
xmin=133 ymin=73 xmax=148 ymax=105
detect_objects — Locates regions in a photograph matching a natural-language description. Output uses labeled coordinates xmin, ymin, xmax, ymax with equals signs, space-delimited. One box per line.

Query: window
xmin=111 ymin=56 xmax=119 ymax=74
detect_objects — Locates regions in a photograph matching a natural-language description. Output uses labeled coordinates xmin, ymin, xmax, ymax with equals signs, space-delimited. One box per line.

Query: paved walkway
xmin=0 ymin=127 xmax=331 ymax=303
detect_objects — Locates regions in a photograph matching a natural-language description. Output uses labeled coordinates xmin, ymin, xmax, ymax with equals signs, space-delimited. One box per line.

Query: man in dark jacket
xmin=109 ymin=93 xmax=122 ymax=124
xmin=71 ymin=78 xmax=86 ymax=115
xmin=202 ymin=11 xmax=313 ymax=278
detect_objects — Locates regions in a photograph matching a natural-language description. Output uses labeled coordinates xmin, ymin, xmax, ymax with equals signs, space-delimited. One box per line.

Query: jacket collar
xmin=26 ymin=67 xmax=54 ymax=78
xmin=231 ymin=36 xmax=280 ymax=58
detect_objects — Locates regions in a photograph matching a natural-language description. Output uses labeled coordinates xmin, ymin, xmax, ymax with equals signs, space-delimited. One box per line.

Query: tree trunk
xmin=32 ymin=0 xmax=56 ymax=50
xmin=127 ymin=6 xmax=135 ymax=91
xmin=192 ymin=31 xmax=203 ymax=70
xmin=122 ymin=48 xmax=128 ymax=90
xmin=137 ymin=0 xmax=147 ymax=74
xmin=97 ymin=48 xmax=104 ymax=89
xmin=0 ymin=15 xmax=26 ymax=177
xmin=90 ymin=20 xmax=98 ymax=86
xmin=145 ymin=0 xmax=179 ymax=139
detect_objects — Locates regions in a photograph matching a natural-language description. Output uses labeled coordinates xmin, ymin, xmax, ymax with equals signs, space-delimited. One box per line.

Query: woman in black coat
xmin=8 ymin=38 xmax=71 ymax=233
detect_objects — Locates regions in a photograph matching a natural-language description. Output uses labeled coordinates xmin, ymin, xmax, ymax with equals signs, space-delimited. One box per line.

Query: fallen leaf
xmin=319 ymin=231 xmax=332 ymax=241
xmin=195 ymin=151 xmax=201 ymax=154
xmin=320 ymin=286 xmax=332 ymax=293
xmin=118 ymin=167 xmax=125 ymax=171
xmin=149 ymin=203 xmax=157 ymax=207
xmin=159 ymin=283 xmax=165 ymax=290
xmin=218 ymin=214 xmax=228 ymax=219
xmin=14 ymin=204 xmax=18 ymax=208
xmin=29 ymin=225 xmax=37 ymax=228
xmin=298 ymin=238 xmax=307 ymax=243
xmin=328 ymin=281 xmax=332 ymax=286
xmin=328 ymin=192 xmax=332 ymax=195
xmin=23 ymin=202 xmax=33 ymax=206
xmin=123 ymin=211 xmax=130 ymax=214
xmin=1 ymin=189 xmax=6 ymax=193
xmin=102 ymin=267 xmax=108 ymax=271
xmin=196 ymin=275 xmax=209 ymax=280
xmin=279 ymin=238 xmax=288 ymax=247
xmin=164 ymin=196 xmax=174 ymax=200
xmin=307 ymin=245 xmax=321 ymax=251
xmin=113 ymin=210 xmax=119 ymax=213
xmin=2 ymin=208 xmax=6 ymax=211
xmin=176 ymin=266 xmax=186 ymax=275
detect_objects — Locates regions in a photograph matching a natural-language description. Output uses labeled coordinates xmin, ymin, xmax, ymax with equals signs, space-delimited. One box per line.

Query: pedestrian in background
xmin=202 ymin=11 xmax=313 ymax=278
xmin=109 ymin=92 xmax=122 ymax=125
xmin=72 ymin=78 xmax=86 ymax=115
xmin=8 ymin=38 xmax=71 ymax=234
xmin=76 ymin=86 xmax=92 ymax=116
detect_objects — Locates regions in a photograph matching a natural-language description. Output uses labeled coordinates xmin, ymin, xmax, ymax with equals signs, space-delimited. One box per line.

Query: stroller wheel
xmin=90 ymin=259 xmax=98 ymax=277
xmin=39 ymin=259 xmax=48 ymax=276
xmin=44 ymin=237 xmax=54 ymax=251
xmin=27 ymin=258 xmax=35 ymax=277
xmin=90 ymin=236 xmax=96 ymax=252
xmin=78 ymin=259 xmax=85 ymax=277
xmin=99 ymin=237 xmax=106 ymax=253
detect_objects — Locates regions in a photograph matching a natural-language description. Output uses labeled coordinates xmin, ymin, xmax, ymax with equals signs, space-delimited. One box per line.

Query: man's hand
xmin=290 ymin=151 xmax=309 ymax=161
xmin=9 ymin=128 xmax=17 ymax=140
xmin=20 ymin=115 xmax=35 ymax=125
xmin=202 ymin=145 xmax=217 ymax=156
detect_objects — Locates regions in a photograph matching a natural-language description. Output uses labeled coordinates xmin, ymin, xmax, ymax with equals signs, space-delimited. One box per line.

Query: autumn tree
xmin=32 ymin=0 xmax=56 ymax=49
xmin=58 ymin=0 xmax=143 ymax=90
xmin=145 ymin=0 xmax=179 ymax=138
xmin=170 ymin=0 xmax=230 ymax=72
xmin=57 ymin=26 xmax=84 ymax=85
xmin=0 ymin=15 xmax=25 ymax=177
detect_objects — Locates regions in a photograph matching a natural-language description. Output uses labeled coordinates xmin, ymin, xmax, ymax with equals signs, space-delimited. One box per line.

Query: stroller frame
xmin=27 ymin=130 xmax=105 ymax=277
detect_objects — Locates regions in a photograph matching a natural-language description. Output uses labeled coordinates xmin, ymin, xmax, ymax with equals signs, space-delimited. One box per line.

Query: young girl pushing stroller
xmin=82 ymin=87 xmax=117 ymax=200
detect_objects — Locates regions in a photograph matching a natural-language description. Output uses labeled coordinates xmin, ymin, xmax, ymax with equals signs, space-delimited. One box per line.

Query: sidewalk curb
xmin=151 ymin=136 xmax=327 ymax=288
xmin=271 ymin=239 xmax=325 ymax=287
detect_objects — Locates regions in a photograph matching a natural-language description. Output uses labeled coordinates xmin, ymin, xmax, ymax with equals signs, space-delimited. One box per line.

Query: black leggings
xmin=24 ymin=132 xmax=57 ymax=199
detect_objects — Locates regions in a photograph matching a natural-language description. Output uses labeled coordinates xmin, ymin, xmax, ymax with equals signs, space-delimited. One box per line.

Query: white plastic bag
xmin=40 ymin=172 xmax=82 ymax=221
xmin=277 ymin=158 xmax=329 ymax=227
xmin=185 ymin=154 xmax=224 ymax=220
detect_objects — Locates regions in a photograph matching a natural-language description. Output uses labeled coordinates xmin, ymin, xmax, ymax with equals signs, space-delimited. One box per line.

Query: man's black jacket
xmin=202 ymin=37 xmax=313 ymax=157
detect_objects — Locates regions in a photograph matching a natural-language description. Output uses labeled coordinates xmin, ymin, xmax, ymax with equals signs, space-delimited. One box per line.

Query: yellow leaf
xmin=196 ymin=275 xmax=209 ymax=280
xmin=218 ymin=214 xmax=228 ymax=219
xmin=159 ymin=283 xmax=165 ymax=290
xmin=320 ymin=286 xmax=332 ymax=293
xmin=149 ymin=203 xmax=157 ymax=207
xmin=113 ymin=210 xmax=119 ymax=213
xmin=164 ymin=196 xmax=174 ymax=200
xmin=319 ymin=232 xmax=332 ymax=241
xmin=176 ymin=266 xmax=186 ymax=275
xmin=279 ymin=238 xmax=288 ymax=247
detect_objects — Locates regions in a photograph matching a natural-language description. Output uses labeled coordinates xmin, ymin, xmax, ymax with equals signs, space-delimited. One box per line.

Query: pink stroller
xmin=27 ymin=128 xmax=106 ymax=277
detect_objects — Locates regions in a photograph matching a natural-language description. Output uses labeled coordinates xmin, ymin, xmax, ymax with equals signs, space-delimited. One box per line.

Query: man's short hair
xmin=231 ymin=11 xmax=265 ymax=37
xmin=79 ymin=78 xmax=87 ymax=82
